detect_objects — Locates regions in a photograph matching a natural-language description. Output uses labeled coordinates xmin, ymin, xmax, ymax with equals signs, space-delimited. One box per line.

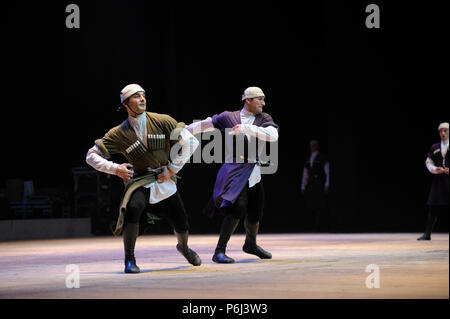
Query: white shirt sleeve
xmin=324 ymin=161 xmax=330 ymax=187
xmin=425 ymin=157 xmax=438 ymax=174
xmin=168 ymin=128 xmax=200 ymax=174
xmin=301 ymin=166 xmax=308 ymax=191
xmin=86 ymin=145 xmax=119 ymax=175
xmin=186 ymin=117 xmax=215 ymax=135
xmin=242 ymin=125 xmax=279 ymax=142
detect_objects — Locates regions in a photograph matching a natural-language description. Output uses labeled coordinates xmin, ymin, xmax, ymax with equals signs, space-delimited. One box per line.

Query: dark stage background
xmin=1 ymin=1 xmax=448 ymax=235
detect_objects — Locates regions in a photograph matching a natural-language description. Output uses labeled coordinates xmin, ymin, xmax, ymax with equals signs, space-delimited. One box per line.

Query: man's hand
xmin=231 ymin=124 xmax=246 ymax=135
xmin=116 ymin=163 xmax=134 ymax=183
xmin=435 ymin=167 xmax=445 ymax=174
xmin=445 ymin=168 xmax=449 ymax=175
xmin=157 ymin=166 xmax=175 ymax=183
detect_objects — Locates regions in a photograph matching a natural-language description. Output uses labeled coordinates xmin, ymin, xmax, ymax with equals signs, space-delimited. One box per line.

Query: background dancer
xmin=301 ymin=139 xmax=330 ymax=232
xmin=418 ymin=122 xmax=449 ymax=240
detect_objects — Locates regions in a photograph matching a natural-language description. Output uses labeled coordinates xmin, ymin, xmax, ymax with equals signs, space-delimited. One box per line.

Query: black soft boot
xmin=212 ymin=216 xmax=240 ymax=263
xmin=417 ymin=212 xmax=438 ymax=241
xmin=242 ymin=219 xmax=272 ymax=259
xmin=175 ymin=231 xmax=202 ymax=266
xmin=123 ymin=222 xmax=141 ymax=273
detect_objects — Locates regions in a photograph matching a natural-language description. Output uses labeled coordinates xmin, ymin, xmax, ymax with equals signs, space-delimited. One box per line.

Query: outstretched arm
xmin=186 ymin=117 xmax=216 ymax=135
xmin=158 ymin=128 xmax=200 ymax=182
xmin=230 ymin=124 xmax=279 ymax=142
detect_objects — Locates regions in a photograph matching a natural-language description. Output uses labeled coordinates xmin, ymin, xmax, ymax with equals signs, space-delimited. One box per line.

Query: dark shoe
xmin=212 ymin=248 xmax=235 ymax=263
xmin=242 ymin=243 xmax=272 ymax=259
xmin=242 ymin=219 xmax=272 ymax=259
xmin=417 ymin=211 xmax=438 ymax=241
xmin=124 ymin=259 xmax=141 ymax=273
xmin=211 ymin=216 xmax=240 ymax=264
xmin=417 ymin=234 xmax=431 ymax=240
xmin=175 ymin=231 xmax=202 ymax=266
xmin=123 ymin=222 xmax=140 ymax=273
xmin=176 ymin=244 xmax=202 ymax=266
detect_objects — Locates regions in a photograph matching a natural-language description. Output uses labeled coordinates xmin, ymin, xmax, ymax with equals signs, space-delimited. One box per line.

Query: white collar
xmin=128 ymin=112 xmax=146 ymax=127
xmin=241 ymin=107 xmax=254 ymax=118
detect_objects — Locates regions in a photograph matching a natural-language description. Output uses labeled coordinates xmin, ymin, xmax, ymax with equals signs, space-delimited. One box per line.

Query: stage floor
xmin=0 ymin=233 xmax=448 ymax=299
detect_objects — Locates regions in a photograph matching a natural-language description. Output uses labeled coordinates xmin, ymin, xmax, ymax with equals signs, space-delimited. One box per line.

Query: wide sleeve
xmin=260 ymin=113 xmax=279 ymax=131
xmin=211 ymin=111 xmax=233 ymax=131
xmin=159 ymin=114 xmax=186 ymax=144
xmin=301 ymin=166 xmax=309 ymax=191
xmin=425 ymin=157 xmax=438 ymax=174
xmin=425 ymin=144 xmax=440 ymax=174
xmin=86 ymin=145 xmax=120 ymax=175
xmin=240 ymin=113 xmax=279 ymax=142
xmin=94 ymin=126 xmax=123 ymax=159
xmin=168 ymin=128 xmax=199 ymax=173
xmin=156 ymin=114 xmax=199 ymax=173
xmin=186 ymin=117 xmax=215 ymax=135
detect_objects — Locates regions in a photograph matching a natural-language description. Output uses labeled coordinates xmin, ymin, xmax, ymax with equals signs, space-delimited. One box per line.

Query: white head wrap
xmin=438 ymin=122 xmax=449 ymax=131
xmin=242 ymin=87 xmax=265 ymax=101
xmin=120 ymin=84 xmax=145 ymax=103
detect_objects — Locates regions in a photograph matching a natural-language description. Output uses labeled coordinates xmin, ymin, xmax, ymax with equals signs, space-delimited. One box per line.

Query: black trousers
xmin=124 ymin=187 xmax=189 ymax=233
xmin=227 ymin=181 xmax=265 ymax=222
xmin=428 ymin=205 xmax=448 ymax=217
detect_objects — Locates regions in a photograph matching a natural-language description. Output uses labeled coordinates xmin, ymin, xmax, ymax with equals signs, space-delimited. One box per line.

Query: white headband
xmin=438 ymin=122 xmax=449 ymax=131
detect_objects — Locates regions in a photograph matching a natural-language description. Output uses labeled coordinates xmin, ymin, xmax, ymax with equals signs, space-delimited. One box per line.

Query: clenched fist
xmin=116 ymin=163 xmax=134 ymax=183
xmin=157 ymin=166 xmax=175 ymax=183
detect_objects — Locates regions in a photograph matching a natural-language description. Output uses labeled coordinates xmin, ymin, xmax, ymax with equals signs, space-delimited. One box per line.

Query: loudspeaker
xmin=72 ymin=167 xmax=122 ymax=235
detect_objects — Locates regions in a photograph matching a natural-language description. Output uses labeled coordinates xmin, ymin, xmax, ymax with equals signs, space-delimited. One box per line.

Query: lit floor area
xmin=0 ymin=233 xmax=448 ymax=299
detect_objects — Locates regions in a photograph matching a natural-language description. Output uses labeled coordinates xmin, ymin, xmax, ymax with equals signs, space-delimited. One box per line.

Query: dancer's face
xmin=439 ymin=128 xmax=449 ymax=141
xmin=124 ymin=91 xmax=146 ymax=116
xmin=310 ymin=141 xmax=319 ymax=153
xmin=245 ymin=97 xmax=265 ymax=115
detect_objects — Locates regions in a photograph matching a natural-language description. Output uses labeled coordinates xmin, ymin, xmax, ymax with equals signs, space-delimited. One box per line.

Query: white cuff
xmin=86 ymin=145 xmax=119 ymax=175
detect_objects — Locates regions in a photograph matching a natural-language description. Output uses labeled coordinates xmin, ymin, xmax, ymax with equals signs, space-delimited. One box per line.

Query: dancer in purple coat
xmin=187 ymin=87 xmax=279 ymax=263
